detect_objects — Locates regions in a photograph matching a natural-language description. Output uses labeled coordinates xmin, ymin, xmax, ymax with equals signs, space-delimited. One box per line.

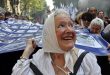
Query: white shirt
xmin=12 ymin=49 xmax=101 ymax=75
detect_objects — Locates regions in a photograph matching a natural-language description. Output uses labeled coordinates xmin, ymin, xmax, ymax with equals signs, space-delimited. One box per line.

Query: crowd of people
xmin=0 ymin=11 xmax=30 ymax=22
xmin=0 ymin=6 xmax=110 ymax=75
xmin=9 ymin=7 xmax=110 ymax=75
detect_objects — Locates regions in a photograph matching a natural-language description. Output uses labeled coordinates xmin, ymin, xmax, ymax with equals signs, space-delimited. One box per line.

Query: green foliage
xmin=20 ymin=0 xmax=46 ymax=21
xmin=20 ymin=0 xmax=46 ymax=15
xmin=0 ymin=0 xmax=5 ymax=8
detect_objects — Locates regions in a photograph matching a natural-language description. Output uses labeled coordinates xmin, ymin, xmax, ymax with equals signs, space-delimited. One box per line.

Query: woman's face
xmin=90 ymin=24 xmax=101 ymax=34
xmin=55 ymin=14 xmax=76 ymax=52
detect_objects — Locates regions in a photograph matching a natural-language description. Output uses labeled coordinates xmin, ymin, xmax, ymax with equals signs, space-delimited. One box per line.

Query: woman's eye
xmin=58 ymin=24 xmax=65 ymax=28
xmin=68 ymin=23 xmax=74 ymax=27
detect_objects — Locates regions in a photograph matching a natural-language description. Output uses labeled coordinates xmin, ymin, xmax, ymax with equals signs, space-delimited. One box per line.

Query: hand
xmin=21 ymin=38 xmax=37 ymax=59
xmin=25 ymin=38 xmax=37 ymax=49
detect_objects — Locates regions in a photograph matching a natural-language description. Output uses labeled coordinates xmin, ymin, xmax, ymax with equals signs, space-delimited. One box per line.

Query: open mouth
xmin=62 ymin=36 xmax=73 ymax=40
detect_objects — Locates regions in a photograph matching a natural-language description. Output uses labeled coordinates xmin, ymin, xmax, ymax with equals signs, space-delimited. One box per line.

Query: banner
xmin=75 ymin=32 xmax=110 ymax=56
xmin=0 ymin=19 xmax=110 ymax=56
xmin=0 ymin=20 xmax=43 ymax=53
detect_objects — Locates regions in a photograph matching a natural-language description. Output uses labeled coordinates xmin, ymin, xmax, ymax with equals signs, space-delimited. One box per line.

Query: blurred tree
xmin=9 ymin=0 xmax=16 ymax=14
xmin=0 ymin=0 xmax=5 ymax=8
xmin=2 ymin=0 xmax=20 ymax=14
xmin=0 ymin=0 xmax=8 ymax=12
xmin=20 ymin=0 xmax=46 ymax=21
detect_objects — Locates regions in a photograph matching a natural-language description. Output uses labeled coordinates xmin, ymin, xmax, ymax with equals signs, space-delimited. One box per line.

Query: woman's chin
xmin=63 ymin=45 xmax=74 ymax=52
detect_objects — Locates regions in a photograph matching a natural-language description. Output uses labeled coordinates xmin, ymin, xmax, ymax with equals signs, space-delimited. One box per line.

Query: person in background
xmin=88 ymin=17 xmax=110 ymax=75
xmin=88 ymin=17 xmax=104 ymax=34
xmin=103 ymin=24 xmax=110 ymax=63
xmin=88 ymin=17 xmax=110 ymax=50
xmin=77 ymin=12 xmax=95 ymax=33
xmin=88 ymin=7 xmax=97 ymax=18
xmin=97 ymin=10 xmax=110 ymax=28
xmin=12 ymin=9 xmax=101 ymax=75
xmin=81 ymin=12 xmax=95 ymax=28
xmin=104 ymin=16 xmax=110 ymax=27
xmin=103 ymin=24 xmax=110 ymax=43
xmin=88 ymin=17 xmax=110 ymax=48
xmin=97 ymin=10 xmax=105 ymax=20
xmin=75 ymin=12 xmax=84 ymax=28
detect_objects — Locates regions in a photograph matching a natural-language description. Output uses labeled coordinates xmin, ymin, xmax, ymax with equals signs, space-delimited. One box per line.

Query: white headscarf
xmin=42 ymin=9 xmax=70 ymax=53
xmin=42 ymin=9 xmax=74 ymax=72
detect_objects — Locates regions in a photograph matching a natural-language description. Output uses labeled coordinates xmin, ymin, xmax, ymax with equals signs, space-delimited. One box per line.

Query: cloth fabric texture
xmin=12 ymin=49 xmax=101 ymax=75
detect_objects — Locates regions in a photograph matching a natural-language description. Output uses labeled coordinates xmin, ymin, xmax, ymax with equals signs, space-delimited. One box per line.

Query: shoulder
xmin=78 ymin=49 xmax=96 ymax=60
xmin=78 ymin=49 xmax=101 ymax=74
xmin=72 ymin=48 xmax=101 ymax=74
xmin=73 ymin=48 xmax=98 ymax=65
xmin=71 ymin=48 xmax=96 ymax=58
xmin=32 ymin=49 xmax=48 ymax=64
xmin=78 ymin=49 xmax=100 ymax=70
xmin=31 ymin=49 xmax=51 ymax=69
xmin=31 ymin=49 xmax=55 ymax=75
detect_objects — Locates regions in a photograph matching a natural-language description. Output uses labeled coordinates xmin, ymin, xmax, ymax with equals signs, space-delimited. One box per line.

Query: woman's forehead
xmin=91 ymin=24 xmax=101 ymax=27
xmin=55 ymin=13 xmax=69 ymax=18
xmin=55 ymin=14 xmax=70 ymax=21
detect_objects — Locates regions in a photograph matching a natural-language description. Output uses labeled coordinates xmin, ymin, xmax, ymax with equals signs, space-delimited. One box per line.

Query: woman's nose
xmin=66 ymin=25 xmax=73 ymax=32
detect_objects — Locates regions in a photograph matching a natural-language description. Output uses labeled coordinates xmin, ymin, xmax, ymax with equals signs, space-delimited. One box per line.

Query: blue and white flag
xmin=0 ymin=20 xmax=110 ymax=56
xmin=75 ymin=32 xmax=110 ymax=56
xmin=0 ymin=20 xmax=43 ymax=53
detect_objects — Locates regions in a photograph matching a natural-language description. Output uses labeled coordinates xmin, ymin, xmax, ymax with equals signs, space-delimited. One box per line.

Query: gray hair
xmin=89 ymin=17 xmax=104 ymax=31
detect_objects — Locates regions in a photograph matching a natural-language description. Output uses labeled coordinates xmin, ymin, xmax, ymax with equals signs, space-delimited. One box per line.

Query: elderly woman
xmin=88 ymin=17 xmax=104 ymax=34
xmin=89 ymin=18 xmax=110 ymax=75
xmin=12 ymin=9 xmax=101 ymax=75
xmin=88 ymin=17 xmax=110 ymax=48
xmin=88 ymin=17 xmax=110 ymax=52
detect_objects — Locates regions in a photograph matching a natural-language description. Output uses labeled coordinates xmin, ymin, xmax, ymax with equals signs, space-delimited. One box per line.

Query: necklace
xmin=55 ymin=65 xmax=70 ymax=75
xmin=52 ymin=62 xmax=70 ymax=75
